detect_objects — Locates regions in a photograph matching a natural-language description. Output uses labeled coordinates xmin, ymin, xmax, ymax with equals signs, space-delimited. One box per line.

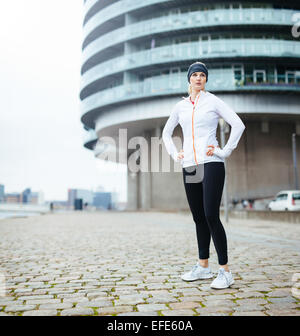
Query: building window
xmin=277 ymin=66 xmax=285 ymax=83
xmin=286 ymin=71 xmax=295 ymax=84
xmin=234 ymin=67 xmax=242 ymax=80
xmin=254 ymin=70 xmax=266 ymax=83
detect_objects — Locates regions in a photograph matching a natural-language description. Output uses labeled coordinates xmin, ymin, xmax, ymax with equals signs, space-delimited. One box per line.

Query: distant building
xmin=30 ymin=194 xmax=38 ymax=204
xmin=67 ymin=189 xmax=77 ymax=207
xmin=77 ymin=189 xmax=94 ymax=205
xmin=0 ymin=184 xmax=4 ymax=203
xmin=68 ymin=188 xmax=118 ymax=210
xmin=30 ymin=191 xmax=45 ymax=205
xmin=68 ymin=188 xmax=94 ymax=208
xmin=5 ymin=193 xmax=22 ymax=203
xmin=93 ymin=192 xmax=112 ymax=209
xmin=22 ymin=188 xmax=32 ymax=204
xmin=1 ymin=188 xmax=44 ymax=205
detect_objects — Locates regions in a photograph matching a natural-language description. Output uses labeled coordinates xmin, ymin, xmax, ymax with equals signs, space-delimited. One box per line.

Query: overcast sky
xmin=0 ymin=1 xmax=127 ymax=202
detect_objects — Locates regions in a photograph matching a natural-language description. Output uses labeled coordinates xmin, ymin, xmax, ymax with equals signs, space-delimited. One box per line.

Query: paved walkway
xmin=0 ymin=211 xmax=299 ymax=316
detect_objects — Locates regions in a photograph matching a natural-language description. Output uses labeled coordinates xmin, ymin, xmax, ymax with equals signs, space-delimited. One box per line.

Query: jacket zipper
xmin=191 ymin=94 xmax=200 ymax=165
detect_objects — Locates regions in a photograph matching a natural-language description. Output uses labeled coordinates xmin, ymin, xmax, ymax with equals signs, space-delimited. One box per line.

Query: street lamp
xmin=219 ymin=118 xmax=229 ymax=223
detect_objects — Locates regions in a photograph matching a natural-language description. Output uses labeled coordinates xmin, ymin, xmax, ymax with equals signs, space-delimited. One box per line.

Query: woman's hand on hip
xmin=177 ymin=149 xmax=184 ymax=160
xmin=206 ymin=145 xmax=220 ymax=156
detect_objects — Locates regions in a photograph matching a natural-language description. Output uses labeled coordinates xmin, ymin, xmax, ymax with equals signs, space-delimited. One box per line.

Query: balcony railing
xmin=82 ymin=8 xmax=296 ymax=66
xmin=83 ymin=0 xmax=169 ymax=32
xmin=81 ymin=39 xmax=300 ymax=95
xmin=235 ymin=74 xmax=300 ymax=89
xmin=80 ymin=69 xmax=299 ymax=128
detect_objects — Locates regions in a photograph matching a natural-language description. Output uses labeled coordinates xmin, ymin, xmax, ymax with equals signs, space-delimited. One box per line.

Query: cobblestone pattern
xmin=0 ymin=211 xmax=299 ymax=316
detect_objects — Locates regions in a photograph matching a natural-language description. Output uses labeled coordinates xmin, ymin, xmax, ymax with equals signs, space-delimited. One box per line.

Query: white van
xmin=268 ymin=190 xmax=300 ymax=211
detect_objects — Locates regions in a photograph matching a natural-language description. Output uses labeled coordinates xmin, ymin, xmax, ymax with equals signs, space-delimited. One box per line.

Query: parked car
xmin=268 ymin=190 xmax=300 ymax=211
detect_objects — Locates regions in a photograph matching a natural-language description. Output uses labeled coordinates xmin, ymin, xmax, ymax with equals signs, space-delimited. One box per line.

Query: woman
xmin=162 ymin=62 xmax=245 ymax=289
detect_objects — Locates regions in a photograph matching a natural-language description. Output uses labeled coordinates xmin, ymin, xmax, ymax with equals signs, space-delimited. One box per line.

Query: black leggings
xmin=182 ymin=162 xmax=228 ymax=265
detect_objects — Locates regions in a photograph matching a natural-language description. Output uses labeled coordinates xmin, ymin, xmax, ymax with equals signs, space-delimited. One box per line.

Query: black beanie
xmin=187 ymin=63 xmax=208 ymax=83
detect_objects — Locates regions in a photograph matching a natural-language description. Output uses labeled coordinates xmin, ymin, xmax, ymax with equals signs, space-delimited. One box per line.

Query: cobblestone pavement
xmin=0 ymin=211 xmax=299 ymax=316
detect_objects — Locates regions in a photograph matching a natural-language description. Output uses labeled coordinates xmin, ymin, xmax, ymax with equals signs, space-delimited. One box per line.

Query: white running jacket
xmin=162 ymin=90 xmax=246 ymax=168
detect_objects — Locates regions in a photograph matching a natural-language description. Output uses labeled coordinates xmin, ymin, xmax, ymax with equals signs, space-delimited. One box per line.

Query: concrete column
xmin=139 ymin=130 xmax=152 ymax=210
xmin=126 ymin=167 xmax=139 ymax=210
xmin=154 ymin=126 xmax=161 ymax=138
xmin=125 ymin=13 xmax=137 ymax=25
xmin=123 ymin=39 xmax=138 ymax=86
xmin=150 ymin=126 xmax=162 ymax=173
xmin=124 ymin=13 xmax=138 ymax=86
xmin=124 ymin=13 xmax=138 ymax=56
xmin=123 ymin=70 xmax=138 ymax=85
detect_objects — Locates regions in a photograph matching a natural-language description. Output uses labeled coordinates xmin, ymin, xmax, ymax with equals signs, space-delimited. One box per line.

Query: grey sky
xmin=0 ymin=1 xmax=127 ymax=202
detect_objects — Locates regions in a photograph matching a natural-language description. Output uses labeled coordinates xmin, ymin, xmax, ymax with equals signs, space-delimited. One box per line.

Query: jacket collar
xmin=182 ymin=90 xmax=208 ymax=102
xmin=182 ymin=95 xmax=191 ymax=102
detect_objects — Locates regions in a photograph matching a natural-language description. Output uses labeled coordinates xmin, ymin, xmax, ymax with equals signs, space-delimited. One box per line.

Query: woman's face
xmin=190 ymin=71 xmax=206 ymax=91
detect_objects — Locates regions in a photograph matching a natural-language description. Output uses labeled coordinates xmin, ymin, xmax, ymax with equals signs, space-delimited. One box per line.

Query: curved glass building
xmin=81 ymin=0 xmax=300 ymax=210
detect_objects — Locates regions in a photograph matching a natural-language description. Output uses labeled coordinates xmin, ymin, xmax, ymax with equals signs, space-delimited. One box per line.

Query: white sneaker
xmin=210 ymin=268 xmax=235 ymax=289
xmin=181 ymin=263 xmax=214 ymax=281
